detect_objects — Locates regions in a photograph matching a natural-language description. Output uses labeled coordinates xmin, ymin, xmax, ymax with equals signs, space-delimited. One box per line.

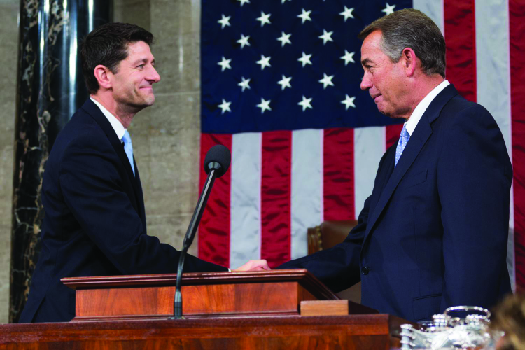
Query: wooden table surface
xmin=0 ymin=314 xmax=405 ymax=349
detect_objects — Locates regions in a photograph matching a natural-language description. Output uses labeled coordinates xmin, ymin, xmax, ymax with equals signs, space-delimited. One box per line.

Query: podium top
xmin=61 ymin=269 xmax=339 ymax=301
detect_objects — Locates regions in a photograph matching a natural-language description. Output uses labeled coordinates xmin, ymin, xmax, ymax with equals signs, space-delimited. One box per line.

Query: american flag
xmin=198 ymin=0 xmax=525 ymax=290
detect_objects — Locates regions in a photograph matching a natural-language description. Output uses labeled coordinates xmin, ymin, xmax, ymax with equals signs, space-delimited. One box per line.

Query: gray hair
xmin=358 ymin=9 xmax=446 ymax=77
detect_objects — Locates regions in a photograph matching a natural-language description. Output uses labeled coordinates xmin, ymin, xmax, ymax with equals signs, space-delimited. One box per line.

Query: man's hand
xmin=233 ymin=260 xmax=270 ymax=272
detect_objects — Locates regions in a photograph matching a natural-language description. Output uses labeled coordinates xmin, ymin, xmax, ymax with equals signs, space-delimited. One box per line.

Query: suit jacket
xmin=279 ymin=85 xmax=512 ymax=322
xmin=19 ymin=99 xmax=227 ymax=323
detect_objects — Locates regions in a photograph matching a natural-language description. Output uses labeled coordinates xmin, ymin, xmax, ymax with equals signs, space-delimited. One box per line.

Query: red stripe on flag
xmin=443 ymin=0 xmax=477 ymax=102
xmin=323 ymin=127 xmax=355 ymax=221
xmin=198 ymin=134 xmax=232 ymax=268
xmin=386 ymin=124 xmax=403 ymax=150
xmin=260 ymin=131 xmax=291 ymax=268
xmin=510 ymin=0 xmax=525 ymax=291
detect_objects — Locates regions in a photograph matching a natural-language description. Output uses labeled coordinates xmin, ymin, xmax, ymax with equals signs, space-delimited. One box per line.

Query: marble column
xmin=10 ymin=0 xmax=111 ymax=322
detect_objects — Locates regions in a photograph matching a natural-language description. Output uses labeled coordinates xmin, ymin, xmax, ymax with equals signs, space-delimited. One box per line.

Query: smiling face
xmin=110 ymin=41 xmax=160 ymax=113
xmin=360 ymin=31 xmax=411 ymax=119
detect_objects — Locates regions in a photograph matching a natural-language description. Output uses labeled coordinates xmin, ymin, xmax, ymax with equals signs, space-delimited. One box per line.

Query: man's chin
xmin=128 ymin=99 xmax=155 ymax=113
xmin=137 ymin=95 xmax=156 ymax=107
xmin=376 ymin=105 xmax=391 ymax=117
xmin=375 ymin=103 xmax=397 ymax=118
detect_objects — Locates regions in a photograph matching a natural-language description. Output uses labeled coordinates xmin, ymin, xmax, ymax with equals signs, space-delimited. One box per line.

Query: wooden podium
xmin=0 ymin=270 xmax=407 ymax=349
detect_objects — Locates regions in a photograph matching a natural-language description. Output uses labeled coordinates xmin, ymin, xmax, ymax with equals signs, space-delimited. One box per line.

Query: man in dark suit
xmin=20 ymin=23 xmax=267 ymax=323
xmin=279 ymin=9 xmax=512 ymax=322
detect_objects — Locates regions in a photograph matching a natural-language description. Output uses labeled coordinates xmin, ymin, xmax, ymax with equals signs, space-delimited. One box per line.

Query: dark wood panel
xmin=184 ymin=282 xmax=301 ymax=315
xmin=77 ymin=286 xmax=174 ymax=317
xmin=69 ymin=271 xmax=344 ymax=321
xmin=74 ymin=281 xmax=323 ymax=319
xmin=0 ymin=315 xmax=404 ymax=350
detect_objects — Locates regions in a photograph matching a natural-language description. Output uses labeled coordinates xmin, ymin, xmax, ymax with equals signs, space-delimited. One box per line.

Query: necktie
xmin=395 ymin=125 xmax=410 ymax=166
xmin=122 ymin=130 xmax=135 ymax=175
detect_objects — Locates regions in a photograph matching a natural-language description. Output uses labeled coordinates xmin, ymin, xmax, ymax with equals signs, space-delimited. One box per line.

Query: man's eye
xmin=137 ymin=64 xmax=145 ymax=69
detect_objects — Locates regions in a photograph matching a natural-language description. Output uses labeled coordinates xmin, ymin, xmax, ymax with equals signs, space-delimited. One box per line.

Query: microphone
xmin=204 ymin=144 xmax=231 ymax=178
xmin=172 ymin=145 xmax=231 ymax=319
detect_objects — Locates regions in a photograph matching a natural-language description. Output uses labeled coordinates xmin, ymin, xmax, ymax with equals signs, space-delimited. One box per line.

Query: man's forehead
xmin=126 ymin=42 xmax=155 ymax=59
xmin=360 ymin=31 xmax=384 ymax=63
xmin=361 ymin=31 xmax=383 ymax=50
xmin=126 ymin=41 xmax=152 ymax=54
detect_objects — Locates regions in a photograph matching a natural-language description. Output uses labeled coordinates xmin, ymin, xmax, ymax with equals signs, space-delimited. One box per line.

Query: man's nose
xmin=360 ymin=72 xmax=371 ymax=91
xmin=148 ymin=66 xmax=161 ymax=83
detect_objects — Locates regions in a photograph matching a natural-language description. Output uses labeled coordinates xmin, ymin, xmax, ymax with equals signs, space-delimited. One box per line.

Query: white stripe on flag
xmin=354 ymin=126 xmax=385 ymax=218
xmin=476 ymin=0 xmax=512 ymax=159
xmin=413 ymin=0 xmax=444 ymax=33
xmin=291 ymin=129 xmax=323 ymax=260
xmin=230 ymin=132 xmax=262 ymax=269
xmin=475 ymin=0 xmax=514 ymax=287
xmin=412 ymin=0 xmax=445 ymax=33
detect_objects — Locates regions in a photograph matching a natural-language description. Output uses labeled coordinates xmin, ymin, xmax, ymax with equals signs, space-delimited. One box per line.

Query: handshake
xmin=232 ymin=260 xmax=271 ymax=272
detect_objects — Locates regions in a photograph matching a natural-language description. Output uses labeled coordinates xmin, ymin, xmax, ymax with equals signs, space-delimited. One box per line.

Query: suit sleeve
xmin=276 ymin=197 xmax=368 ymax=292
xmin=277 ymin=147 xmax=396 ymax=292
xmin=437 ymin=104 xmax=512 ymax=310
xmin=58 ymin=132 xmax=228 ymax=275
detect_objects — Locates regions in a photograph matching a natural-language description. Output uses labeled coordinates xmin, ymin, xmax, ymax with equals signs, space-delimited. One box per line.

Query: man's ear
xmin=400 ymin=48 xmax=417 ymax=77
xmin=93 ymin=65 xmax=113 ymax=90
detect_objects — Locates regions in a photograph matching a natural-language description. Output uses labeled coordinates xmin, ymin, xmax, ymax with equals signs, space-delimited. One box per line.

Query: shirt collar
xmin=404 ymin=80 xmax=450 ymax=136
xmin=90 ymin=97 xmax=127 ymax=140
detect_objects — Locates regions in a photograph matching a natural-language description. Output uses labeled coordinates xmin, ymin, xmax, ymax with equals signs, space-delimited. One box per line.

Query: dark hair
xmin=80 ymin=22 xmax=154 ymax=93
xmin=358 ymin=9 xmax=446 ymax=77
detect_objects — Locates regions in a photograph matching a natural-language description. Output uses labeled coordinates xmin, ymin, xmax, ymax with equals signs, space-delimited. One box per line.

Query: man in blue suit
xmin=20 ymin=23 xmax=266 ymax=323
xmin=279 ymin=9 xmax=512 ymax=322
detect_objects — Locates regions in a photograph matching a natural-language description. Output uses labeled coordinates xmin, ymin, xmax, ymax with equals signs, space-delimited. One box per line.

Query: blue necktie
xmin=395 ymin=125 xmax=410 ymax=166
xmin=122 ymin=130 xmax=135 ymax=175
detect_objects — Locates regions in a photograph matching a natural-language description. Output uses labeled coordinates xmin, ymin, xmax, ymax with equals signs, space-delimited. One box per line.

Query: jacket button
xmin=361 ymin=266 xmax=370 ymax=275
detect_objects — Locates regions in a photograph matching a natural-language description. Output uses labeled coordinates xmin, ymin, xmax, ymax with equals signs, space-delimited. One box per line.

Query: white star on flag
xmin=298 ymin=52 xmax=312 ymax=67
xmin=256 ymin=55 xmax=271 ymax=70
xmin=218 ymin=57 xmax=231 ymax=71
xmin=237 ymin=0 xmax=250 ymax=6
xmin=297 ymin=9 xmax=311 ymax=23
xmin=237 ymin=34 xmax=250 ymax=49
xmin=277 ymin=75 xmax=292 ymax=90
xmin=218 ymin=99 xmax=232 ymax=114
xmin=341 ymin=95 xmax=356 ymax=110
xmin=257 ymin=98 xmax=272 ymax=113
xmin=218 ymin=15 xmax=231 ymax=29
xmin=298 ymin=96 xmax=313 ymax=111
xmin=238 ymin=77 xmax=251 ymax=92
xmin=319 ymin=73 xmax=334 ymax=89
xmin=340 ymin=50 xmax=355 ymax=65
xmin=340 ymin=7 xmax=354 ymax=21
xmin=281 ymin=0 xmax=291 ymax=3
xmin=319 ymin=30 xmax=334 ymax=44
xmin=277 ymin=32 xmax=292 ymax=47
xmin=382 ymin=3 xmax=396 ymax=15
xmin=256 ymin=12 xmax=271 ymax=26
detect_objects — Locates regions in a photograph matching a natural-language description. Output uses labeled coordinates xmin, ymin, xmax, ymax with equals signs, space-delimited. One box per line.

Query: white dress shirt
xmin=404 ymin=80 xmax=450 ymax=136
xmin=90 ymin=97 xmax=127 ymax=140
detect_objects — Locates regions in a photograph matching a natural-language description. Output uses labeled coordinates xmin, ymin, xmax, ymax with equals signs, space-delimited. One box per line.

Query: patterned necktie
xmin=122 ymin=130 xmax=135 ymax=175
xmin=395 ymin=125 xmax=410 ymax=166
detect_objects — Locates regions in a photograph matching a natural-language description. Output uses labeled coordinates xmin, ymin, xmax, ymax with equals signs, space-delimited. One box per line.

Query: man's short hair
xmin=80 ymin=22 xmax=154 ymax=93
xmin=358 ymin=9 xmax=446 ymax=78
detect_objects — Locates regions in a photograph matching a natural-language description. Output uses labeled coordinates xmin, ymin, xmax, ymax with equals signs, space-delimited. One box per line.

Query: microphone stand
xmin=171 ymin=163 xmax=220 ymax=319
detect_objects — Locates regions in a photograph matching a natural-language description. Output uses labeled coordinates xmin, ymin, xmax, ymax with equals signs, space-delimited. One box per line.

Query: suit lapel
xmin=363 ymin=85 xmax=459 ymax=241
xmin=368 ymin=145 xmax=396 ymax=214
xmin=80 ymin=99 xmax=142 ymax=216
